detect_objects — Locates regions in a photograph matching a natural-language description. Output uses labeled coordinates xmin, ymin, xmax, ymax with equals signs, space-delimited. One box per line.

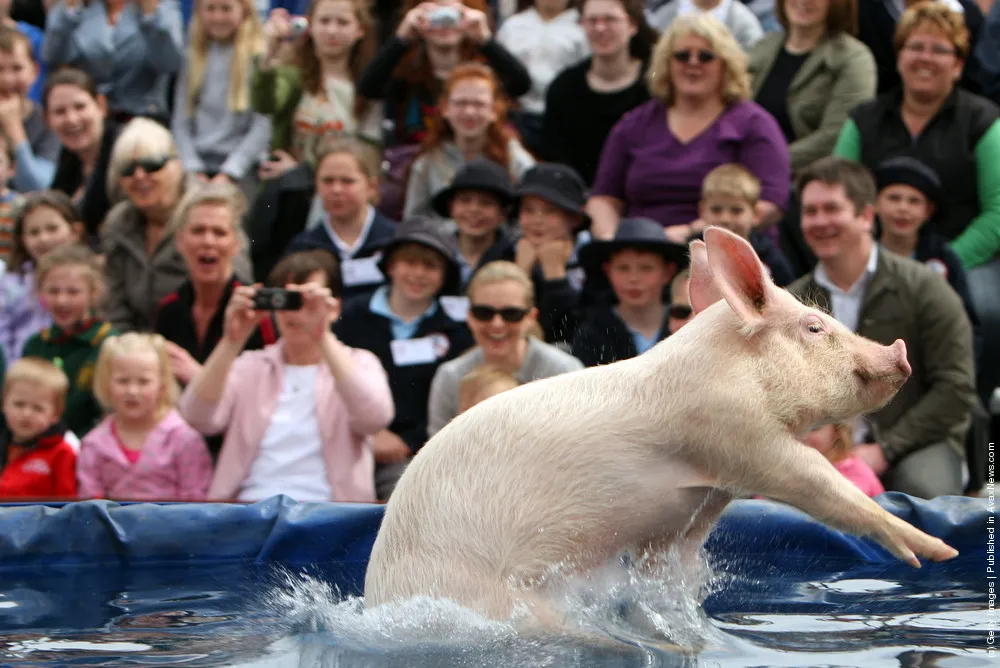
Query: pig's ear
xmin=688 ymin=239 xmax=722 ymax=314
xmin=704 ymin=226 xmax=772 ymax=327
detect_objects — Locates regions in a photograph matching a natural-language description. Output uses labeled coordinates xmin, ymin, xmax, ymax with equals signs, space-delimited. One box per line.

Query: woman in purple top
xmin=586 ymin=12 xmax=791 ymax=242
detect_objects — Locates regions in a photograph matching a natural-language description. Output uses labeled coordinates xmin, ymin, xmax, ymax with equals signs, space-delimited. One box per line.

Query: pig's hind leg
xmin=727 ymin=439 xmax=959 ymax=567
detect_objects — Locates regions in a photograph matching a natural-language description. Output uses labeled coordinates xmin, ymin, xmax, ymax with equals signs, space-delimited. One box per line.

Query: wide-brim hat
xmin=513 ymin=163 xmax=592 ymax=230
xmin=376 ymin=217 xmax=463 ymax=296
xmin=873 ymin=155 xmax=944 ymax=208
xmin=578 ymin=217 xmax=690 ymax=276
xmin=431 ymin=159 xmax=516 ymax=218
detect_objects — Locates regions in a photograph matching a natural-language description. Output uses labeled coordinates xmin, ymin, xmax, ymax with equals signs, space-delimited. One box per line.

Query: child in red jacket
xmin=0 ymin=357 xmax=77 ymax=498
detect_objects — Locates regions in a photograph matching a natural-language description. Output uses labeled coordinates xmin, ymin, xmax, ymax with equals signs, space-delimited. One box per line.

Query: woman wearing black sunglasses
xmin=100 ymin=117 xmax=253 ymax=333
xmin=426 ymin=260 xmax=583 ymax=439
xmin=585 ymin=12 xmax=791 ymax=245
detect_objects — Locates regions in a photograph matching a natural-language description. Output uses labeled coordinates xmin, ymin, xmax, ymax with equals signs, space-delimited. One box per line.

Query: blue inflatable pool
xmin=0 ymin=493 xmax=990 ymax=666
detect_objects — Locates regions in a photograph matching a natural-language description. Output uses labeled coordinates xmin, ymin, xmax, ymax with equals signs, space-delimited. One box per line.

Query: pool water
xmin=0 ymin=551 xmax=989 ymax=667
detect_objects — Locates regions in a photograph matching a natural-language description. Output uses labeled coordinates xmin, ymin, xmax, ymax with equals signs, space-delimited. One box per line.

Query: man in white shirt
xmin=787 ymin=157 xmax=978 ymax=499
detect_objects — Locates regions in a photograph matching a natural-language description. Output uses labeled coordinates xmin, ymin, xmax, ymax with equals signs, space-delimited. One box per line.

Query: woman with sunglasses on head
xmin=426 ymin=260 xmax=582 ymax=439
xmin=45 ymin=68 xmax=123 ymax=243
xmin=100 ymin=117 xmax=253 ymax=333
xmin=585 ymin=13 xmax=790 ymax=243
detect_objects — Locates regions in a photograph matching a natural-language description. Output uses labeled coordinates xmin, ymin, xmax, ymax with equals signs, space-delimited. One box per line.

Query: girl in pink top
xmin=77 ymin=332 xmax=213 ymax=501
xmin=801 ymin=423 xmax=885 ymax=498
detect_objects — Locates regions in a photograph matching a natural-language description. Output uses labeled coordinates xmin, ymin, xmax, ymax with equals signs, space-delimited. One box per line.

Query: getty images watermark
xmin=988 ymin=440 xmax=996 ymax=656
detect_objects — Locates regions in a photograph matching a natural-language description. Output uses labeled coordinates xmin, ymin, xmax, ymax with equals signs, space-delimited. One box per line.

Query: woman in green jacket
xmin=748 ymin=0 xmax=877 ymax=175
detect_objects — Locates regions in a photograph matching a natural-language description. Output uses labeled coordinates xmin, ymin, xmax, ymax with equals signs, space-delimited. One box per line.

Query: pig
xmin=363 ymin=226 xmax=959 ymax=626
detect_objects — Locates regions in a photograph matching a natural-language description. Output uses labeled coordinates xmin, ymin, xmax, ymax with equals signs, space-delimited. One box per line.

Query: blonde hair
xmin=106 ymin=118 xmax=180 ymax=203
xmin=34 ymin=243 xmax=104 ymax=299
xmin=170 ymin=180 xmax=249 ymax=237
xmin=314 ymin=137 xmax=382 ymax=182
xmin=458 ymin=363 xmax=519 ymax=413
xmin=92 ymin=333 xmax=181 ymax=418
xmin=701 ymin=164 xmax=761 ymax=206
xmin=467 ymin=261 xmax=542 ymax=339
xmin=467 ymin=261 xmax=535 ymax=309
xmin=670 ymin=267 xmax=691 ymax=304
xmin=3 ymin=357 xmax=70 ymax=417
xmin=894 ymin=0 xmax=969 ymax=59
xmin=185 ymin=0 xmax=263 ymax=115
xmin=647 ymin=13 xmax=751 ymax=106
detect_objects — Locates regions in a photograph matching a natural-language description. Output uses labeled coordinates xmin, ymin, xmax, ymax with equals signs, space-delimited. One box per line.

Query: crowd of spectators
xmin=0 ymin=0 xmax=995 ymax=506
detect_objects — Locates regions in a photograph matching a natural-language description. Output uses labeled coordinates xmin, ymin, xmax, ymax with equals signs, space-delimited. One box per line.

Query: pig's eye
xmin=807 ymin=322 xmax=824 ymax=334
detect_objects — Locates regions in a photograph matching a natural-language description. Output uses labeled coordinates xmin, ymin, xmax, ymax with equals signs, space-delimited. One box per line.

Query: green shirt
xmin=22 ymin=320 xmax=116 ymax=436
xmin=833 ymin=117 xmax=1000 ymax=269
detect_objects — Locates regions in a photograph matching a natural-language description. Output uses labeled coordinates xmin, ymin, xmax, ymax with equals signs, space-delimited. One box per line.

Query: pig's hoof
xmin=927 ymin=541 xmax=959 ymax=562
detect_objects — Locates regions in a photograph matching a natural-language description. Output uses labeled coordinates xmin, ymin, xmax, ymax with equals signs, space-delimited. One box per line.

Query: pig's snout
xmin=854 ymin=338 xmax=911 ymax=389
xmin=890 ymin=339 xmax=912 ymax=380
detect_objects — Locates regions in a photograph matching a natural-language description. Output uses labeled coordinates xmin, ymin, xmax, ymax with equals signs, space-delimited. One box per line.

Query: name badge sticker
xmin=390 ymin=338 xmax=438 ymax=367
xmin=439 ymin=296 xmax=470 ymax=322
xmin=341 ymin=256 xmax=385 ymax=287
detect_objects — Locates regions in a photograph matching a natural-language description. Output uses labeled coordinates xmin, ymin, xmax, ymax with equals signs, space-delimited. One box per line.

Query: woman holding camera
xmin=178 ymin=249 xmax=394 ymax=503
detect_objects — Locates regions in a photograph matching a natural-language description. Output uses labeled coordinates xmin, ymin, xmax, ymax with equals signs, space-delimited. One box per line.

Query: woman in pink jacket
xmin=178 ymin=250 xmax=395 ymax=503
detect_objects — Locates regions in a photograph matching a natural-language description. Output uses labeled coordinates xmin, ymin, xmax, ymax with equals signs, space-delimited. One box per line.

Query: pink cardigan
xmin=178 ymin=341 xmax=394 ymax=502
xmin=835 ymin=456 xmax=886 ymax=498
xmin=77 ymin=410 xmax=213 ymax=501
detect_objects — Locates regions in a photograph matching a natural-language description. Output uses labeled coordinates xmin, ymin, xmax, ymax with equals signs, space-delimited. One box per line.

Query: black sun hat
xmin=514 ymin=163 xmax=592 ymax=230
xmin=578 ymin=217 xmax=690 ymax=275
xmin=431 ymin=159 xmax=516 ymax=218
xmin=872 ymin=155 xmax=944 ymax=208
xmin=376 ymin=217 xmax=462 ymax=296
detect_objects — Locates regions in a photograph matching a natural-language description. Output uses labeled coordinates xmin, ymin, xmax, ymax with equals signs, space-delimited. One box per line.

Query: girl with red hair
xmin=358 ymin=0 xmax=532 ymax=219
xmin=358 ymin=0 xmax=531 ymax=147
xmin=402 ymin=62 xmax=535 ymax=219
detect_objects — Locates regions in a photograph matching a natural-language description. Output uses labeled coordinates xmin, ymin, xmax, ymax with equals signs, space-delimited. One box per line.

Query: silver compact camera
xmin=288 ymin=16 xmax=309 ymax=38
xmin=427 ymin=6 xmax=462 ymax=28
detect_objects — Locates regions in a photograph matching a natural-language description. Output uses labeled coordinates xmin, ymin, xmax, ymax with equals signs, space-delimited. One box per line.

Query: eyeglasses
xmin=672 ymin=49 xmax=716 ymax=65
xmin=902 ymin=41 xmax=957 ymax=58
xmin=469 ymin=305 xmax=530 ymax=323
xmin=669 ymin=303 xmax=693 ymax=319
xmin=121 ymin=155 xmax=172 ymax=178
xmin=581 ymin=15 xmax=625 ymax=28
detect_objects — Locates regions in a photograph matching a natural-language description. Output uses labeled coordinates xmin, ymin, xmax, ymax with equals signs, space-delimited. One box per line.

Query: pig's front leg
xmin=728 ymin=439 xmax=958 ymax=567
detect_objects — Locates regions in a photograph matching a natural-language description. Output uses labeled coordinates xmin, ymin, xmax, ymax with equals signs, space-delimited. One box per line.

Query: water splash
xmin=255 ymin=544 xmax=727 ymax=665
